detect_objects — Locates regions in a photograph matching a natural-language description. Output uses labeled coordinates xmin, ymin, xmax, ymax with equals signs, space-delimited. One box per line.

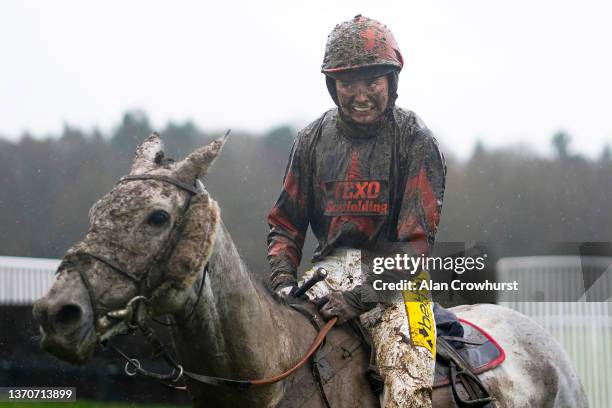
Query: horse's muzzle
xmin=33 ymin=295 xmax=97 ymax=364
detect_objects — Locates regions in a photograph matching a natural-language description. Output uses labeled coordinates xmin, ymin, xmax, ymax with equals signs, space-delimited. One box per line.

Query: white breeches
xmin=300 ymin=249 xmax=436 ymax=408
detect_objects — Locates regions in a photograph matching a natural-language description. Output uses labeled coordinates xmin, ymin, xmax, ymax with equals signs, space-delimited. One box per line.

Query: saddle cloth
xmin=434 ymin=317 xmax=505 ymax=388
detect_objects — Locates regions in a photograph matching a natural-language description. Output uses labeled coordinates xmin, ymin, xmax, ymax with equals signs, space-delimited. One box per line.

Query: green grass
xmin=0 ymin=402 xmax=184 ymax=408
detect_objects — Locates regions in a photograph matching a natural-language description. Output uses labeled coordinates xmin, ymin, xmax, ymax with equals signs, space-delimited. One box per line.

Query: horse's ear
xmin=174 ymin=133 xmax=228 ymax=183
xmin=131 ymin=133 xmax=164 ymax=174
xmin=166 ymin=192 xmax=220 ymax=287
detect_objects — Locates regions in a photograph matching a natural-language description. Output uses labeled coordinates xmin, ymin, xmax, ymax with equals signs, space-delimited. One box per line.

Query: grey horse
xmin=33 ymin=135 xmax=588 ymax=407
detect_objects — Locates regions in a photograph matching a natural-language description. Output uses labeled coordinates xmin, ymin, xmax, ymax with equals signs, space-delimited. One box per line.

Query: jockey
xmin=267 ymin=15 xmax=446 ymax=407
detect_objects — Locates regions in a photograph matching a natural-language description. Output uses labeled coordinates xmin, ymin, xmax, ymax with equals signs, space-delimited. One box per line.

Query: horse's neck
xmin=171 ymin=221 xmax=315 ymax=406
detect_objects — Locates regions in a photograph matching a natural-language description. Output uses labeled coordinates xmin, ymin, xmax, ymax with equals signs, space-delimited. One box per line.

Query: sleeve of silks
xmin=267 ymin=135 xmax=310 ymax=290
xmin=396 ymin=128 xmax=447 ymax=257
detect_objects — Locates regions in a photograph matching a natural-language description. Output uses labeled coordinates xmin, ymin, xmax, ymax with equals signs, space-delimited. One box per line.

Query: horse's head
xmin=33 ymin=133 xmax=225 ymax=364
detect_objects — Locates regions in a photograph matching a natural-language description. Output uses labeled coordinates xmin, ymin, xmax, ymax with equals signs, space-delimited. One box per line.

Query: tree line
xmin=0 ymin=111 xmax=610 ymax=279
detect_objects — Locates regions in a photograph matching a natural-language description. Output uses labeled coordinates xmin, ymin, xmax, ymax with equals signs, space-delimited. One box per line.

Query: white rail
xmin=498 ymin=256 xmax=612 ymax=408
xmin=0 ymin=256 xmax=60 ymax=305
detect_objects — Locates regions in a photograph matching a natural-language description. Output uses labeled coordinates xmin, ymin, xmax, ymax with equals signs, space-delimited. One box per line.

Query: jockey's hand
xmin=317 ymin=291 xmax=360 ymax=324
xmin=274 ymin=283 xmax=298 ymax=300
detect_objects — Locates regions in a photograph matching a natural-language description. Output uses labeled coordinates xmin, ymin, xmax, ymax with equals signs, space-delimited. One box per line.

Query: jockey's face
xmin=336 ymin=75 xmax=389 ymax=124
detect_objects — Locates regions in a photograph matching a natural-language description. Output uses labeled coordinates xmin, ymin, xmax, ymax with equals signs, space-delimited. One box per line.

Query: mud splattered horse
xmin=34 ymin=135 xmax=587 ymax=407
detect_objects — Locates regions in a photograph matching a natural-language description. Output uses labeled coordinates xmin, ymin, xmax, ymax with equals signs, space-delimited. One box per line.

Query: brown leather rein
xmin=248 ymin=318 xmax=337 ymax=385
xmin=179 ymin=317 xmax=337 ymax=388
xmin=77 ymin=173 xmax=337 ymax=389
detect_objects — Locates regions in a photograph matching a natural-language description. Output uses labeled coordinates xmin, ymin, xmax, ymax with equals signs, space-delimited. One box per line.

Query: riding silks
xmin=267 ymin=107 xmax=446 ymax=291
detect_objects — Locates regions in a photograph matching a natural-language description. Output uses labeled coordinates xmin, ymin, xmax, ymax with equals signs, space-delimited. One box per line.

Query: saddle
xmin=278 ymin=301 xmax=503 ymax=408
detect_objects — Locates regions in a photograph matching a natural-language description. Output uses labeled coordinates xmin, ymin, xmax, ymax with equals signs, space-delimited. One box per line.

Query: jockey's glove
xmin=317 ymin=287 xmax=377 ymax=324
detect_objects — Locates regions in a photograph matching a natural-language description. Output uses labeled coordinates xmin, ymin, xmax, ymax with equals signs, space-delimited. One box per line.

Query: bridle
xmin=75 ymin=173 xmax=200 ymax=335
xmin=69 ymin=172 xmax=336 ymax=396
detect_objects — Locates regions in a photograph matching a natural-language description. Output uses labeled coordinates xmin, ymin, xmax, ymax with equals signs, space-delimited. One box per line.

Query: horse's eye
xmin=147 ymin=210 xmax=170 ymax=226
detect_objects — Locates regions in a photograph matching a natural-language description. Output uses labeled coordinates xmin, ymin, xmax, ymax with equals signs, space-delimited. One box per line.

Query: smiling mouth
xmin=352 ymin=106 xmax=373 ymax=112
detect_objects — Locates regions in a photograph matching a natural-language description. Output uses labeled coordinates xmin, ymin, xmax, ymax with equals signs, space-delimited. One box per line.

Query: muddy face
xmin=336 ymin=75 xmax=389 ymax=124
xmin=32 ymin=134 xmax=225 ymax=364
xmin=32 ymin=179 xmax=189 ymax=363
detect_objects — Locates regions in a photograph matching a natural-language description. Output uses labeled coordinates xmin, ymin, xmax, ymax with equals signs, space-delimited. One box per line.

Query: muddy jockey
xmin=268 ymin=15 xmax=446 ymax=407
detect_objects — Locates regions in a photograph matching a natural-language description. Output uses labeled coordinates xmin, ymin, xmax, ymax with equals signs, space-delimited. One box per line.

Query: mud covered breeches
xmin=300 ymin=249 xmax=436 ymax=408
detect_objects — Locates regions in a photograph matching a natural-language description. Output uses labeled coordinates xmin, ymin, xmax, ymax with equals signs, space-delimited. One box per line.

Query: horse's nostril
xmin=54 ymin=304 xmax=83 ymax=327
xmin=32 ymin=300 xmax=49 ymax=325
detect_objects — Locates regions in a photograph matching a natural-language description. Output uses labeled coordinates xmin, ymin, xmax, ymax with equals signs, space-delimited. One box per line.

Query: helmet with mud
xmin=321 ymin=14 xmax=403 ymax=79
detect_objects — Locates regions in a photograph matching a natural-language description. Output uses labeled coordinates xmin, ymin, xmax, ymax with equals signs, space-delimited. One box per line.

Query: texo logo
xmin=334 ymin=181 xmax=381 ymax=200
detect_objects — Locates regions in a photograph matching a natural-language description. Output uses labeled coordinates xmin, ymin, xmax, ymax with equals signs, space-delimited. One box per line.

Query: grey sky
xmin=1 ymin=0 xmax=610 ymax=159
